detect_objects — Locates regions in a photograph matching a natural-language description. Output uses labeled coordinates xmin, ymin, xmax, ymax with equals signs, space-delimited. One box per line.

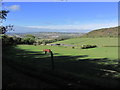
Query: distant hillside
xmin=82 ymin=26 xmax=119 ymax=37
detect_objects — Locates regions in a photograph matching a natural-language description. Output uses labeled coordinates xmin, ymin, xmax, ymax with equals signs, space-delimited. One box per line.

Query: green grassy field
xmin=18 ymin=45 xmax=118 ymax=60
xmin=52 ymin=37 xmax=118 ymax=47
xmin=18 ymin=37 xmax=118 ymax=60
xmin=3 ymin=37 xmax=120 ymax=88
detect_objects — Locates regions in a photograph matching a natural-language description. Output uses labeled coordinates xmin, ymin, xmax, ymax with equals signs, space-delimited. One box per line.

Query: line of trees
xmin=37 ymin=37 xmax=69 ymax=45
xmin=2 ymin=33 xmax=70 ymax=47
xmin=2 ymin=34 xmax=36 ymax=47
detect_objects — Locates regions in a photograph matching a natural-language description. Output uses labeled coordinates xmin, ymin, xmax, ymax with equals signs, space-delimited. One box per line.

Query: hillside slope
xmin=82 ymin=26 xmax=119 ymax=37
xmin=52 ymin=37 xmax=118 ymax=47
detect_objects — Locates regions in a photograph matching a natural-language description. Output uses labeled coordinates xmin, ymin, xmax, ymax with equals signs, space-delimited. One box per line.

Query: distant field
xmin=52 ymin=37 xmax=118 ymax=47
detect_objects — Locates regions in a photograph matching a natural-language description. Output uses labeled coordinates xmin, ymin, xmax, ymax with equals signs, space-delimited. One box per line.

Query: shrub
xmin=81 ymin=45 xmax=97 ymax=49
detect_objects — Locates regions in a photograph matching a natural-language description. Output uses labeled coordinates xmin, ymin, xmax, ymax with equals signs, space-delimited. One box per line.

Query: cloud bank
xmin=27 ymin=23 xmax=117 ymax=32
xmin=9 ymin=22 xmax=117 ymax=33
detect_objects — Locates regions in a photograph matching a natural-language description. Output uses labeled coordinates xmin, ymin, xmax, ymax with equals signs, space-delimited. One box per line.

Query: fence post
xmin=50 ymin=51 xmax=54 ymax=70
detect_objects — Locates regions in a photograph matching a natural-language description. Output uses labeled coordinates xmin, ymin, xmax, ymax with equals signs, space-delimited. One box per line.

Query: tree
xmin=12 ymin=36 xmax=22 ymax=44
xmin=22 ymin=34 xmax=36 ymax=44
xmin=25 ymin=34 xmax=35 ymax=39
xmin=0 ymin=6 xmax=14 ymax=34
xmin=0 ymin=10 xmax=9 ymax=19
xmin=2 ymin=35 xmax=15 ymax=46
xmin=0 ymin=25 xmax=14 ymax=34
xmin=0 ymin=3 xmax=14 ymax=46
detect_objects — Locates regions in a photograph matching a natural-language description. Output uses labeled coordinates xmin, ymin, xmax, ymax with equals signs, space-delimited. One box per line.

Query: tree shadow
xmin=3 ymin=46 xmax=120 ymax=88
xmin=3 ymin=46 xmax=119 ymax=78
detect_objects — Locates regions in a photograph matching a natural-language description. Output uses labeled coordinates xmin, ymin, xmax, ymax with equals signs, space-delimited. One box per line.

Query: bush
xmin=21 ymin=38 xmax=35 ymax=45
xmin=1 ymin=35 xmax=22 ymax=47
xmin=81 ymin=45 xmax=97 ymax=49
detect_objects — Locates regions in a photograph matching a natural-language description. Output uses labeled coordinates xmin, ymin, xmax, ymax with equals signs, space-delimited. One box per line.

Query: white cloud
xmin=7 ymin=5 xmax=20 ymax=11
xmin=26 ymin=22 xmax=117 ymax=32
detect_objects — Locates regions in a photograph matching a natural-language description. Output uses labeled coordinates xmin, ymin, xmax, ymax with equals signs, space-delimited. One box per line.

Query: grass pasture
xmin=3 ymin=37 xmax=120 ymax=88
xmin=52 ymin=37 xmax=118 ymax=47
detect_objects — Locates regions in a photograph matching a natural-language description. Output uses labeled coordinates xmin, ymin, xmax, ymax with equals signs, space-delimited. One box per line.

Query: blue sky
xmin=3 ymin=2 xmax=118 ymax=32
xmin=3 ymin=0 xmax=119 ymax=2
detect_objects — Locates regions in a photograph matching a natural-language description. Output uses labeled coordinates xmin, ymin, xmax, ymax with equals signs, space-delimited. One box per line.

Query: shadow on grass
xmin=2 ymin=46 xmax=120 ymax=88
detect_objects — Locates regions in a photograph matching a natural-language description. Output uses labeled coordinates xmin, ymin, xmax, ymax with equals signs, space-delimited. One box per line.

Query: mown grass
xmin=3 ymin=37 xmax=120 ymax=88
xmin=52 ymin=37 xmax=118 ymax=47
xmin=3 ymin=46 xmax=120 ymax=88
xmin=18 ymin=45 xmax=118 ymax=60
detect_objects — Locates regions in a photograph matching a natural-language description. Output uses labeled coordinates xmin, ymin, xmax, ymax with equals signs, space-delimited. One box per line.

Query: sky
xmin=2 ymin=2 xmax=118 ymax=33
xmin=3 ymin=0 xmax=120 ymax=2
